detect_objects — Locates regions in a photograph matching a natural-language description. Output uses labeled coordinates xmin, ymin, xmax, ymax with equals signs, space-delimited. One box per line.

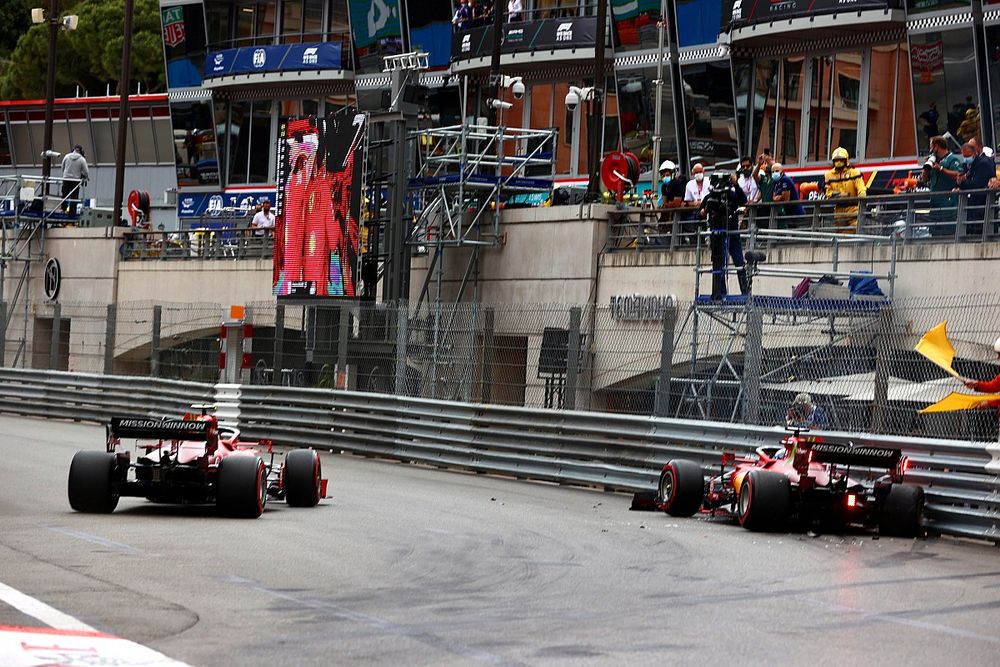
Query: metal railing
xmin=606 ymin=188 xmax=1000 ymax=251
xmin=2 ymin=367 xmax=998 ymax=542
xmin=119 ymin=228 xmax=274 ymax=260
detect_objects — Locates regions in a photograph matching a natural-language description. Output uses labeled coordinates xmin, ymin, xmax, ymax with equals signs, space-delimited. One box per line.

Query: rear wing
xmin=109 ymin=417 xmax=213 ymax=441
xmin=810 ymin=442 xmax=901 ymax=469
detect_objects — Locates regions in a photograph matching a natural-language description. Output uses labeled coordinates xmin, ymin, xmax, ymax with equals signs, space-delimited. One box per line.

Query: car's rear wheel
xmin=68 ymin=451 xmax=119 ymax=513
xmin=284 ymin=449 xmax=322 ymax=507
xmin=216 ymin=456 xmax=266 ymax=518
xmin=879 ymin=484 xmax=924 ymax=537
xmin=738 ymin=469 xmax=791 ymax=531
xmin=658 ymin=459 xmax=704 ymax=517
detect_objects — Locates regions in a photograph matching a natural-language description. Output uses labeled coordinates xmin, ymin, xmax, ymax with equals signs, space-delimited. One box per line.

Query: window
xmin=162 ymin=3 xmax=208 ymax=88
xmin=612 ymin=0 xmax=662 ymax=51
xmin=675 ymin=0 xmax=723 ymax=48
xmin=681 ymin=61 xmax=739 ymax=167
xmin=302 ymin=0 xmax=323 ymax=41
xmin=866 ymin=43 xmax=916 ymax=160
xmin=807 ymin=54 xmax=861 ymax=162
xmin=910 ymin=29 xmax=980 ymax=152
xmin=0 ymin=117 xmax=11 ymax=166
xmin=170 ymin=100 xmax=221 ymax=187
xmin=983 ymin=25 xmax=1000 ymax=152
xmin=281 ymin=0 xmax=303 ymax=42
xmin=615 ymin=67 xmax=679 ymax=175
xmin=906 ymin=0 xmax=969 ymax=15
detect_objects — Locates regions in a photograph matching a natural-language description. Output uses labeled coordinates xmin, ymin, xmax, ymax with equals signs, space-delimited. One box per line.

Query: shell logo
xmin=732 ymin=469 xmax=749 ymax=496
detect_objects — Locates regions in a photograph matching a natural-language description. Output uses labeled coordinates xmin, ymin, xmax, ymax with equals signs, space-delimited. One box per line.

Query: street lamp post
xmin=112 ymin=0 xmax=136 ymax=227
xmin=40 ymin=0 xmax=61 ymax=184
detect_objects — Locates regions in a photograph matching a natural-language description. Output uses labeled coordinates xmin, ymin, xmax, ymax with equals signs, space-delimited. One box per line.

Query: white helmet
xmin=659 ymin=159 xmax=676 ymax=173
xmin=994 ymin=336 xmax=1000 ymax=353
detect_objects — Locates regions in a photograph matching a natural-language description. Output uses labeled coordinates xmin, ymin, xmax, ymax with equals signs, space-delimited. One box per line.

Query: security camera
xmin=489 ymin=98 xmax=513 ymax=110
xmin=31 ymin=7 xmax=45 ymax=23
xmin=565 ymin=89 xmax=580 ymax=112
xmin=511 ymin=80 xmax=525 ymax=100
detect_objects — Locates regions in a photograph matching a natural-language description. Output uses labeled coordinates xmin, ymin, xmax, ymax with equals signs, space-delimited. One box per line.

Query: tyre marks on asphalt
xmin=44 ymin=525 xmax=142 ymax=554
xmin=217 ymin=574 xmax=528 ymax=667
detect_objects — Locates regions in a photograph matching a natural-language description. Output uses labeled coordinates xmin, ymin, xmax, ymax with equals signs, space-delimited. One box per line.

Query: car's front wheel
xmin=738 ymin=469 xmax=791 ymax=531
xmin=68 ymin=451 xmax=119 ymax=513
xmin=284 ymin=449 xmax=322 ymax=507
xmin=658 ymin=459 xmax=704 ymax=517
xmin=216 ymin=456 xmax=266 ymax=518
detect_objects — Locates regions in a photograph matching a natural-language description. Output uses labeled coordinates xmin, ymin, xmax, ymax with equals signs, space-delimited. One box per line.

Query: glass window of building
xmin=675 ymin=0 xmax=723 ymax=48
xmin=615 ymin=67 xmax=678 ymax=175
xmin=681 ymin=61 xmax=738 ymax=167
xmin=533 ymin=0 xmax=588 ymax=20
xmin=906 ymin=0 xmax=969 ymax=15
xmin=806 ymin=53 xmax=860 ymax=162
xmin=302 ymin=0 xmax=323 ymax=41
xmin=749 ymin=59 xmax=778 ymax=160
xmin=162 ymin=3 xmax=209 ymax=88
xmin=0 ymin=119 xmax=11 ymax=166
xmin=611 ymin=0 xmax=662 ymax=51
xmin=171 ymin=100 xmax=222 ymax=187
xmin=866 ymin=44 xmax=916 ymax=159
xmin=281 ymin=0 xmax=303 ymax=43
xmin=982 ymin=25 xmax=1000 ymax=152
xmin=349 ymin=0 xmax=405 ymax=74
xmin=910 ymin=29 xmax=980 ymax=151
xmin=9 ymin=113 xmax=33 ymax=166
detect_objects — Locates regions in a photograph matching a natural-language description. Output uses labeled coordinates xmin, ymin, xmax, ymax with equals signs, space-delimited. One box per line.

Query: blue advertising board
xmin=177 ymin=190 xmax=277 ymax=219
xmin=204 ymin=43 xmax=343 ymax=79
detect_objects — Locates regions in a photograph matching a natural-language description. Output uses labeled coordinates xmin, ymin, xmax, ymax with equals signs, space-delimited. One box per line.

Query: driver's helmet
xmin=993 ymin=336 xmax=1000 ymax=353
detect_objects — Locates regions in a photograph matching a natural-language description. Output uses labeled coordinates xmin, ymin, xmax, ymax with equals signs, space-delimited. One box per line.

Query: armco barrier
xmin=2 ymin=369 xmax=998 ymax=542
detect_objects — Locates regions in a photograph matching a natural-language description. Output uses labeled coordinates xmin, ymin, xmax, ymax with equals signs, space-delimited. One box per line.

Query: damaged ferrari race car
xmin=638 ymin=427 xmax=923 ymax=536
xmin=68 ymin=408 xmax=327 ymax=518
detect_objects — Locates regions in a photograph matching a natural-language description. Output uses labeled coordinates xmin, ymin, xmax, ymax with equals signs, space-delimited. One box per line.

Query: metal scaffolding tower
xmin=674 ymin=227 xmax=899 ymax=425
xmin=0 ymin=175 xmax=72 ymax=366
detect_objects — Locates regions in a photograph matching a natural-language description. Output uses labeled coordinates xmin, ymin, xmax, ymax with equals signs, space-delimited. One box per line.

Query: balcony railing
xmin=452 ymin=13 xmax=600 ymax=62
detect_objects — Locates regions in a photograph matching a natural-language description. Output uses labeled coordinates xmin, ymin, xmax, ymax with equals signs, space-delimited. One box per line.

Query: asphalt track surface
xmin=3 ymin=415 xmax=1000 ymax=666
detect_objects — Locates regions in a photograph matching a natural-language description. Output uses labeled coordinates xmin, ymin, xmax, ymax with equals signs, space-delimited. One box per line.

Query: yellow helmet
xmin=832 ymin=147 xmax=850 ymax=162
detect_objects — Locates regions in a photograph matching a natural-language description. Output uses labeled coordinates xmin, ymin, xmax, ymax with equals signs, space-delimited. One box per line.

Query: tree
xmin=0 ymin=0 xmax=165 ymax=100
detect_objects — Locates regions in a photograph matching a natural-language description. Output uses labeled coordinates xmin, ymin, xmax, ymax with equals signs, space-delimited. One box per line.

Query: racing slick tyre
xmin=216 ymin=455 xmax=267 ymax=518
xmin=878 ymin=484 xmax=924 ymax=537
xmin=284 ymin=449 xmax=322 ymax=507
xmin=658 ymin=459 xmax=704 ymax=517
xmin=68 ymin=451 xmax=120 ymax=513
xmin=738 ymin=469 xmax=791 ymax=532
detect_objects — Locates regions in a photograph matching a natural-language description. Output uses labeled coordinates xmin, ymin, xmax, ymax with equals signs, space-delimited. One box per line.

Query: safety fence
xmin=607 ymin=188 xmax=1000 ymax=250
xmin=3 ymin=295 xmax=1000 ymax=442
xmin=0 ymin=367 xmax=997 ymax=542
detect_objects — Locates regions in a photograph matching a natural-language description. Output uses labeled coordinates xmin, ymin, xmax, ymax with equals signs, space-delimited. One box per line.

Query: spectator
xmin=957 ymin=107 xmax=981 ymax=144
xmin=770 ymin=163 xmax=805 ymax=228
xmin=60 ymin=144 xmax=89 ymax=216
xmin=957 ymin=138 xmax=993 ymax=235
xmin=507 ymin=0 xmax=522 ymax=22
xmin=963 ymin=336 xmax=1000 ymax=411
xmin=786 ymin=393 xmax=828 ymax=430
xmin=251 ymin=199 xmax=275 ymax=236
xmin=468 ymin=0 xmax=480 ymax=26
xmin=753 ymin=153 xmax=776 ymax=228
xmin=918 ymin=102 xmax=939 ymax=142
xmin=479 ymin=0 xmax=494 ymax=24
xmin=684 ymin=162 xmax=710 ymax=207
xmin=658 ymin=159 xmax=685 ymax=208
xmin=823 ymin=147 xmax=866 ymax=232
xmin=736 ymin=156 xmax=760 ymax=204
xmin=452 ymin=0 xmax=471 ymax=30
xmin=920 ymin=135 xmax=963 ymax=236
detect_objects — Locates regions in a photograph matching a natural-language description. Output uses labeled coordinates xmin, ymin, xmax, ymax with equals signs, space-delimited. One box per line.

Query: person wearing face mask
xmin=956 ymin=139 xmax=993 ymax=235
xmin=770 ymin=163 xmax=805 ymax=228
xmin=823 ymin=147 xmax=867 ymax=232
xmin=920 ymin=136 xmax=962 ymax=236
xmin=684 ymin=163 xmax=711 ymax=207
xmin=658 ymin=159 xmax=686 ymax=208
xmin=736 ymin=156 xmax=760 ymax=204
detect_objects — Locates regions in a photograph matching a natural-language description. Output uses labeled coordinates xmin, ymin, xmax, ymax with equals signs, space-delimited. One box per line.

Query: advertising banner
xmin=274 ymin=111 xmax=366 ymax=298
xmin=452 ymin=16 xmax=598 ymax=60
xmin=734 ymin=0 xmax=887 ymax=24
xmin=205 ymin=43 xmax=343 ymax=78
xmin=348 ymin=0 xmax=403 ymax=49
xmin=177 ymin=190 xmax=276 ymax=219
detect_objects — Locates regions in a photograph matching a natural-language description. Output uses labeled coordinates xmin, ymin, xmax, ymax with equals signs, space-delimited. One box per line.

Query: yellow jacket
xmin=824 ymin=166 xmax=867 ymax=228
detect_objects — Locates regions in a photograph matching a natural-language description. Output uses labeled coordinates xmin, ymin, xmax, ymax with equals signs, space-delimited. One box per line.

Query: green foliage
xmin=0 ymin=0 xmax=165 ymax=100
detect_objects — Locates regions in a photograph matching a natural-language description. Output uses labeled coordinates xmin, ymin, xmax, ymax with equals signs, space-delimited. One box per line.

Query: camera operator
xmin=699 ymin=170 xmax=748 ymax=301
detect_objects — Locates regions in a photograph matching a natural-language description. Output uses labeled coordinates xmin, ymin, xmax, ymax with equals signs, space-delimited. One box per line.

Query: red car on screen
xmin=68 ymin=408 xmax=327 ymax=518
xmin=651 ymin=428 xmax=924 ymax=536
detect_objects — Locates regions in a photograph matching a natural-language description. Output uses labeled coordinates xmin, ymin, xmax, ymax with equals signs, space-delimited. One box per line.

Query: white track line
xmin=0 ymin=580 xmax=95 ymax=632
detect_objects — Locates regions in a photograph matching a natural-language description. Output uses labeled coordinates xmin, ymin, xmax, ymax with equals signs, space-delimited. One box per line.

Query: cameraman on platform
xmin=699 ymin=169 xmax=748 ymax=301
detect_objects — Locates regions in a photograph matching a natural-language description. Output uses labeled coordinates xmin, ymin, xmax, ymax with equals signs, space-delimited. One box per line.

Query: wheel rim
xmin=257 ymin=464 xmax=267 ymax=512
xmin=738 ymin=477 xmax=752 ymax=519
xmin=313 ymin=456 xmax=321 ymax=501
xmin=659 ymin=469 xmax=675 ymax=504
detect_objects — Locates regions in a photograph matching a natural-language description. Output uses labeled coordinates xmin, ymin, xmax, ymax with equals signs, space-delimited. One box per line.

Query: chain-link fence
xmin=2 ymin=294 xmax=998 ymax=441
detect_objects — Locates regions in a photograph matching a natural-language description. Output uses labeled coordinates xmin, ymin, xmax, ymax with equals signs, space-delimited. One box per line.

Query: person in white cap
xmin=964 ymin=337 xmax=1000 ymax=410
xmin=658 ymin=159 xmax=685 ymax=208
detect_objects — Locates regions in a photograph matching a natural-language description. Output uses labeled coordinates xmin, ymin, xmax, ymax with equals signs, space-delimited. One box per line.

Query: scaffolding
xmin=675 ymin=226 xmax=899 ymax=425
xmin=405 ymin=120 xmax=558 ymax=398
xmin=0 ymin=175 xmax=79 ymax=366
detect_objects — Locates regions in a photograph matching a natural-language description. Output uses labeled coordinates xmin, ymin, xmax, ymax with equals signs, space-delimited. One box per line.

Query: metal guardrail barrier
xmin=119 ymin=228 xmax=274 ymax=260
xmin=2 ymin=368 xmax=997 ymax=541
xmin=607 ymin=188 xmax=1000 ymax=250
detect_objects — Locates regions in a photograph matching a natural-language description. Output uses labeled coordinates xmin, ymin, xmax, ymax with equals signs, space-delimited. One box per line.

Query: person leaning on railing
xmin=823 ymin=147 xmax=866 ymax=233
xmin=920 ymin=135 xmax=963 ymax=237
xmin=956 ymin=138 xmax=994 ymax=235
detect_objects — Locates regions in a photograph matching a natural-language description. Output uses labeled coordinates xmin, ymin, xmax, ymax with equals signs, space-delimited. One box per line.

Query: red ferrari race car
xmin=68 ymin=409 xmax=327 ymax=518
xmin=647 ymin=428 xmax=924 ymax=536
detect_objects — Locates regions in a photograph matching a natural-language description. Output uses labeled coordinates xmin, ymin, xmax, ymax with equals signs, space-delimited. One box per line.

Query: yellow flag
xmin=919 ymin=391 xmax=1000 ymax=414
xmin=915 ymin=321 xmax=960 ymax=377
